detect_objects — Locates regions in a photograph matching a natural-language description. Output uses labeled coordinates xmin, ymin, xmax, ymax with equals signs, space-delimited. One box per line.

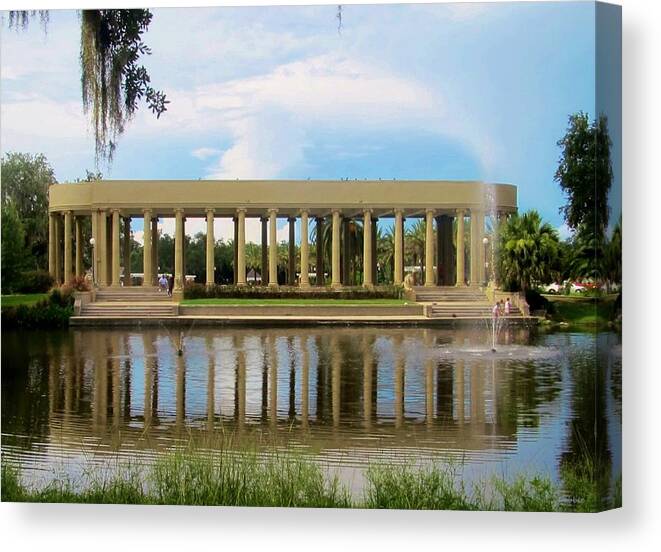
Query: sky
xmin=1 ymin=1 xmax=621 ymax=244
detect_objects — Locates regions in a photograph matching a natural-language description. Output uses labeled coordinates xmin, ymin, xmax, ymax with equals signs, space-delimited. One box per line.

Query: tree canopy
xmin=7 ymin=9 xmax=167 ymax=164
xmin=498 ymin=210 xmax=560 ymax=291
xmin=1 ymin=152 xmax=55 ymax=270
xmin=555 ymin=112 xmax=613 ymax=236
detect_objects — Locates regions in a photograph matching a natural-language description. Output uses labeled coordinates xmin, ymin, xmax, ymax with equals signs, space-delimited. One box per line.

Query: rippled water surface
xmin=2 ymin=326 xmax=621 ymax=494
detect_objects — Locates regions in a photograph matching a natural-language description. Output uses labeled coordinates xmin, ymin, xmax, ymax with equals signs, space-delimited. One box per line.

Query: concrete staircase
xmin=411 ymin=286 xmax=523 ymax=320
xmin=94 ymin=287 xmax=172 ymax=302
xmin=75 ymin=287 xmax=177 ymax=321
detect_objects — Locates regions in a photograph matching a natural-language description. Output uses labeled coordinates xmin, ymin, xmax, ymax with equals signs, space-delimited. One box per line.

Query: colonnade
xmin=48 ymin=206 xmax=510 ymax=291
xmin=47 ymin=180 xmax=517 ymax=292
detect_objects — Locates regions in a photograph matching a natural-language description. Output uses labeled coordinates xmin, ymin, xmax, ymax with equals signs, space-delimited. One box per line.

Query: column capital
xmin=425 ymin=208 xmax=436 ymax=215
xmin=299 ymin=208 xmax=310 ymax=216
xmin=205 ymin=207 xmax=215 ymax=215
xmin=287 ymin=215 xmax=296 ymax=222
xmin=455 ymin=208 xmax=466 ymax=216
xmin=143 ymin=208 xmax=153 ymax=215
xmin=331 ymin=208 xmax=342 ymax=215
xmin=363 ymin=208 xmax=373 ymax=215
xmin=394 ymin=208 xmax=404 ymax=216
xmin=267 ymin=207 xmax=279 ymax=215
xmin=174 ymin=207 xmax=185 ymax=216
xmin=111 ymin=208 xmax=121 ymax=216
xmin=236 ymin=207 xmax=247 ymax=215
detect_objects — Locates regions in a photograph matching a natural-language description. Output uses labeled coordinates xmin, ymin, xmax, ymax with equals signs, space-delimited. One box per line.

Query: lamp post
xmin=89 ymin=237 xmax=96 ymax=287
xmin=482 ymin=236 xmax=489 ymax=286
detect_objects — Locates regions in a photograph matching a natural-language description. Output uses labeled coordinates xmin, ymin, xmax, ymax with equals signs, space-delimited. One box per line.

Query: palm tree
xmin=310 ymin=216 xmax=363 ymax=284
xmin=406 ymin=219 xmax=426 ymax=283
xmin=376 ymin=225 xmax=395 ymax=284
xmin=244 ymin=242 xmax=262 ymax=283
xmin=498 ymin=210 xmax=560 ymax=291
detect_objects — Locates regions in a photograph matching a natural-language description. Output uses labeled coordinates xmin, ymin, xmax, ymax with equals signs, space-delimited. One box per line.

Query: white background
xmin=1 ymin=0 xmax=659 ymax=550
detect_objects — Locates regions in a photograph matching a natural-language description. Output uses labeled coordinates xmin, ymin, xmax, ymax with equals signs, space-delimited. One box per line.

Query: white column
xmin=331 ymin=209 xmax=341 ymax=288
xmin=363 ymin=209 xmax=373 ymax=287
xmin=75 ymin=217 xmax=83 ymax=278
xmin=174 ymin=208 xmax=184 ymax=295
xmin=299 ymin=210 xmax=310 ymax=287
xmin=424 ymin=208 xmax=435 ymax=287
xmin=236 ymin=208 xmax=246 ymax=286
xmin=455 ymin=209 xmax=466 ymax=286
xmin=206 ymin=208 xmax=215 ymax=287
xmin=63 ymin=210 xmax=73 ymax=283
xmin=268 ymin=208 xmax=278 ymax=288
xmin=97 ymin=210 xmax=107 ymax=286
xmin=111 ymin=209 xmax=120 ymax=287
xmin=394 ymin=209 xmax=404 ymax=285
xmin=143 ymin=209 xmax=153 ymax=286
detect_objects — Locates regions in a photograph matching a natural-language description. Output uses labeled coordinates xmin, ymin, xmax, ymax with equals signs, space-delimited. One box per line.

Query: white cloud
xmin=191 ymin=147 xmax=222 ymax=160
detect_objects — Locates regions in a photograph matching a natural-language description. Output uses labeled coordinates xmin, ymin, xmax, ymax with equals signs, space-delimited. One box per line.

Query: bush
xmin=16 ymin=270 xmax=54 ymax=293
xmin=65 ymin=276 xmax=91 ymax=292
xmin=184 ymin=283 xmax=403 ymax=301
xmin=49 ymin=286 xmax=75 ymax=308
xmin=525 ymin=289 xmax=554 ymax=315
xmin=1 ymin=300 xmax=72 ymax=329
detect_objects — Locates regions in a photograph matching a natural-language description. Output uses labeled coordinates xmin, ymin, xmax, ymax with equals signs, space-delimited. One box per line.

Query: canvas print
xmin=1 ymin=2 xmax=621 ymax=512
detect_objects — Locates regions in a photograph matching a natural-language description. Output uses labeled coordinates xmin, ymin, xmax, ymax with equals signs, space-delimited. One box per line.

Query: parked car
xmin=542 ymin=282 xmax=561 ymax=294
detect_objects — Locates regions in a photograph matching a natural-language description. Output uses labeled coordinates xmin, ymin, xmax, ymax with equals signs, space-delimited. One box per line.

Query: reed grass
xmin=1 ymin=451 xmax=619 ymax=512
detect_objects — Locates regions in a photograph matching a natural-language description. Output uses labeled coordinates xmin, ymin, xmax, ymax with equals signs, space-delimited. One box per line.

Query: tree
xmin=555 ymin=112 xmax=613 ymax=234
xmin=604 ymin=216 xmax=622 ymax=287
xmin=555 ymin=112 xmax=613 ymax=282
xmin=405 ymin=220 xmax=426 ymax=281
xmin=8 ymin=10 xmax=167 ymax=163
xmin=1 ymin=152 xmax=55 ymax=270
xmin=498 ymin=210 xmax=560 ymax=291
xmin=1 ymin=203 xmax=29 ymax=292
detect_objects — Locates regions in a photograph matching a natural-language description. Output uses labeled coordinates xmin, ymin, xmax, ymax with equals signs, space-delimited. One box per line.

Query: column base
xmin=172 ymin=289 xmax=184 ymax=302
xmin=268 ymin=282 xmax=279 ymax=289
xmin=236 ymin=281 xmax=247 ymax=287
xmin=424 ymin=282 xmax=436 ymax=287
xmin=362 ymin=283 xmax=375 ymax=290
xmin=455 ymin=282 xmax=467 ymax=287
xmin=299 ymin=282 xmax=311 ymax=289
xmin=331 ymin=282 xmax=343 ymax=289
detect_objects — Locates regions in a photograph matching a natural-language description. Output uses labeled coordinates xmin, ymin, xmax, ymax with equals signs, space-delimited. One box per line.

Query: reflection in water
xmin=1 ymin=327 xmax=621 ymax=496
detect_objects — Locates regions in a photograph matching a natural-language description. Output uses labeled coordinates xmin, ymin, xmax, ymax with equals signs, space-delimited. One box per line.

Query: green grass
xmin=181 ymin=298 xmax=409 ymax=306
xmin=1 ymin=450 xmax=619 ymax=511
xmin=0 ymin=293 xmax=49 ymax=308
xmin=545 ymin=295 xmax=618 ymax=329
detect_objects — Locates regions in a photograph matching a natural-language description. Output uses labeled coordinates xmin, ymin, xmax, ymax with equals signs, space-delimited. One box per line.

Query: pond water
xmin=1 ymin=326 xmax=621 ymax=497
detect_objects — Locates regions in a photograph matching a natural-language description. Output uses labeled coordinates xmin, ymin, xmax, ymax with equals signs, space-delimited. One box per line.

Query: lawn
xmin=1 ymin=293 xmax=49 ymax=308
xmin=545 ymin=294 xmax=619 ymax=328
xmin=181 ymin=298 xmax=409 ymax=306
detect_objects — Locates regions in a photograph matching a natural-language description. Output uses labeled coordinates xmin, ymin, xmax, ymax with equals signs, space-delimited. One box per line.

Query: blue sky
xmin=1 ymin=2 xmax=619 ymax=243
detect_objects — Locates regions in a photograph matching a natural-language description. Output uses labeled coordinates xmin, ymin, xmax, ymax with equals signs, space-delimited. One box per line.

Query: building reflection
xmin=25 ymin=326 xmax=583 ymax=456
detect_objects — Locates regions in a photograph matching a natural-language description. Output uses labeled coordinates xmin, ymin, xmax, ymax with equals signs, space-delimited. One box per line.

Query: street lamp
xmin=482 ymin=236 xmax=489 ymax=285
xmin=89 ymin=237 xmax=96 ymax=286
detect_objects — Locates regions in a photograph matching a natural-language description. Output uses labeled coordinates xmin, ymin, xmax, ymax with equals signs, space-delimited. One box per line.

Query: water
xmin=1 ymin=326 xmax=621 ymax=497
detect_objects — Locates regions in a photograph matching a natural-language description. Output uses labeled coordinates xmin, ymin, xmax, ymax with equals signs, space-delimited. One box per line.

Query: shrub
xmin=1 ymin=300 xmax=72 ymax=329
xmin=184 ymin=283 xmax=403 ymax=301
xmin=525 ymin=289 xmax=554 ymax=314
xmin=65 ymin=276 xmax=91 ymax=292
xmin=16 ymin=270 xmax=54 ymax=293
